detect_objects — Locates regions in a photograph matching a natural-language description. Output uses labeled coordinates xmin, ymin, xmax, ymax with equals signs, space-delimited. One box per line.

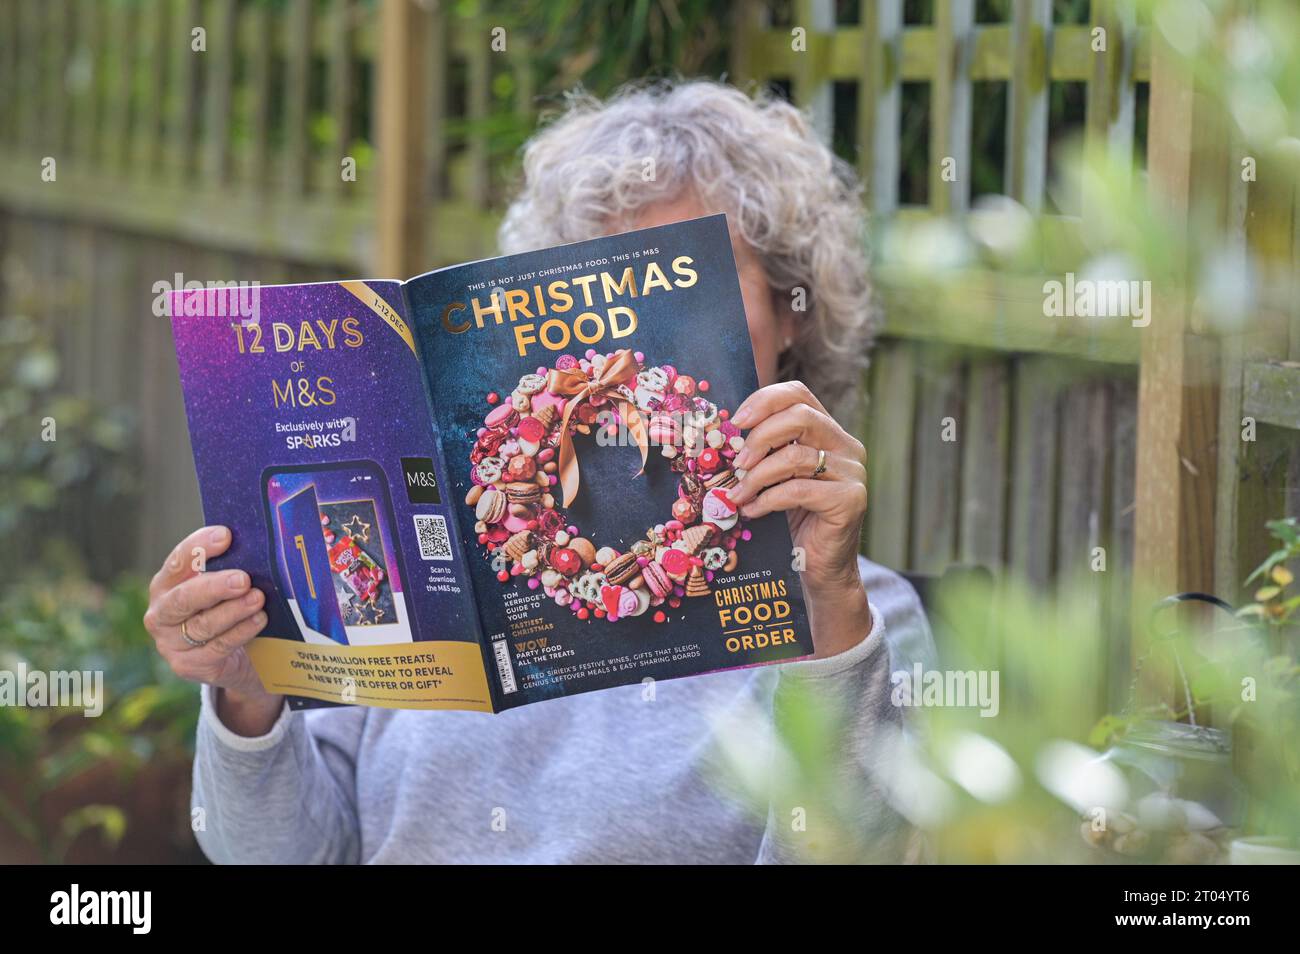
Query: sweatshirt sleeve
xmin=190 ymin=685 xmax=367 ymax=864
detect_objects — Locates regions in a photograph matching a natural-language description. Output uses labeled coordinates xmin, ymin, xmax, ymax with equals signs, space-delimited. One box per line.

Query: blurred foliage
xmin=744 ymin=0 xmax=1300 ymax=861
xmin=879 ymin=0 xmax=1300 ymax=332
xmin=0 ymin=311 xmax=134 ymax=543
xmin=276 ymin=0 xmax=1300 ymax=864
xmin=723 ymin=553 xmax=1297 ymax=863
xmin=1239 ymin=517 xmax=1300 ymax=640
xmin=469 ymin=0 xmax=1095 ymax=207
xmin=0 ymin=287 xmax=192 ymax=860
xmin=0 ymin=574 xmax=199 ymax=863
xmin=490 ymin=0 xmax=729 ymax=96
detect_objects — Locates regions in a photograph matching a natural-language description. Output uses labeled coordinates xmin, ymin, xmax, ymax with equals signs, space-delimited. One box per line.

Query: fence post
xmin=930 ymin=0 xmax=973 ymax=215
xmin=375 ymin=0 xmax=431 ymax=277
xmin=792 ymin=0 xmax=834 ymax=144
xmin=859 ymin=0 xmax=901 ymax=216
xmin=1005 ymin=0 xmax=1051 ymax=213
xmin=1131 ymin=27 xmax=1223 ymax=658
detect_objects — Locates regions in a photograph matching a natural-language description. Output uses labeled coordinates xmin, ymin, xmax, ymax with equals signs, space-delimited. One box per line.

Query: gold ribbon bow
xmin=546 ymin=349 xmax=649 ymax=508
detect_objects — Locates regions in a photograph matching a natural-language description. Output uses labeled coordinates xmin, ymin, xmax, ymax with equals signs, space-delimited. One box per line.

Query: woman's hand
xmin=143 ymin=526 xmax=284 ymax=735
xmin=727 ymin=381 xmax=871 ymax=658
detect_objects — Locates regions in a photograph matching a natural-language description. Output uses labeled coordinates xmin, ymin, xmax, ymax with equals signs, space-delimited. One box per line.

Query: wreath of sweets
xmin=462 ymin=348 xmax=751 ymax=624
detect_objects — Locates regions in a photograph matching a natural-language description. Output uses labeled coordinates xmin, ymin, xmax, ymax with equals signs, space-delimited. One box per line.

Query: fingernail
xmin=228 ymin=571 xmax=249 ymax=590
xmin=252 ymin=612 xmax=267 ymax=628
xmin=209 ymin=527 xmax=229 ymax=545
xmin=244 ymin=590 xmax=262 ymax=608
xmin=732 ymin=407 xmax=750 ymax=427
xmin=729 ymin=483 xmax=749 ymax=505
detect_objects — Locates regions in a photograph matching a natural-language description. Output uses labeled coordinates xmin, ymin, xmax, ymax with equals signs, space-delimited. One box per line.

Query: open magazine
xmin=168 ymin=214 xmax=812 ymax=712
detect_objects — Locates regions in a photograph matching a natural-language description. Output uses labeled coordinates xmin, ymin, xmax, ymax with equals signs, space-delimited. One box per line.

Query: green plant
xmin=1239 ymin=517 xmax=1300 ymax=627
xmin=1227 ymin=518 xmax=1300 ymax=842
xmin=0 ymin=293 xmax=191 ymax=862
xmin=0 ymin=573 xmax=199 ymax=863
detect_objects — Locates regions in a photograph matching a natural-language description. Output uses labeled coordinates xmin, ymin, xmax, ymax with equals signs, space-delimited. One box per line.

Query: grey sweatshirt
xmin=191 ymin=557 xmax=936 ymax=864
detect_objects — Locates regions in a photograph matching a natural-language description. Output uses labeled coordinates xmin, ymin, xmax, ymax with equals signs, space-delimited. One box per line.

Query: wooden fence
xmin=2 ymin=0 xmax=1298 ymax=675
xmin=732 ymin=0 xmax=1300 ymax=634
xmin=0 ymin=0 xmax=520 ymax=567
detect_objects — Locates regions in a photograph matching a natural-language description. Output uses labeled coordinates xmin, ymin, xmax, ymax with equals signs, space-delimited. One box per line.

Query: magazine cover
xmin=169 ymin=215 xmax=812 ymax=712
xmin=407 ymin=214 xmax=812 ymax=709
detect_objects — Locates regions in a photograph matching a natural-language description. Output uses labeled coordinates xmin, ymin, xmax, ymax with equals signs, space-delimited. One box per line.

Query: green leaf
xmin=1088 ymin=714 xmax=1128 ymax=748
xmin=59 ymin=804 xmax=127 ymax=853
xmin=1266 ymin=518 xmax=1300 ymax=546
xmin=1247 ymin=549 xmax=1290 ymax=584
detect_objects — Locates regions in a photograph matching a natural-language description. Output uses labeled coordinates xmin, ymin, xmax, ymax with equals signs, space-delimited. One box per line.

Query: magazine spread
xmin=169 ymin=214 xmax=812 ymax=712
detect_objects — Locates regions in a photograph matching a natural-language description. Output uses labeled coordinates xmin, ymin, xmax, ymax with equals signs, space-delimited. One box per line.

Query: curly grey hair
xmin=497 ymin=79 xmax=876 ymax=429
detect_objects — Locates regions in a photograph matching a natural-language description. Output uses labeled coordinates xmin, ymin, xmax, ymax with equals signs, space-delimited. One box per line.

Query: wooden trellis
xmin=732 ymin=0 xmax=1299 ymax=621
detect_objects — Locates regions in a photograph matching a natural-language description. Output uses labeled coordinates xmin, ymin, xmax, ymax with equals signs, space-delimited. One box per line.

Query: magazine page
xmin=406 ymin=214 xmax=813 ymax=710
xmin=168 ymin=280 xmax=493 ymax=711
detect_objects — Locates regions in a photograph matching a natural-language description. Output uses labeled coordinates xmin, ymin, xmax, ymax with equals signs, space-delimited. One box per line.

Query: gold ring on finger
xmin=812 ymin=448 xmax=828 ymax=478
xmin=180 ymin=618 xmax=211 ymax=648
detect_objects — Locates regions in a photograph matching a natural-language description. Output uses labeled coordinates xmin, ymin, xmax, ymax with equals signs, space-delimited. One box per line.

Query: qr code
xmin=413 ymin=514 xmax=453 ymax=560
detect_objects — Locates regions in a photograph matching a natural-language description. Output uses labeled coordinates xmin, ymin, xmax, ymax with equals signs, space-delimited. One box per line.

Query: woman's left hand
xmin=727 ymin=381 xmax=871 ymax=658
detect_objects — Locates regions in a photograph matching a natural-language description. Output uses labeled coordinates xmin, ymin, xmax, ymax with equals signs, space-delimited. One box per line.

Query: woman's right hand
xmin=143 ymin=526 xmax=284 ymax=734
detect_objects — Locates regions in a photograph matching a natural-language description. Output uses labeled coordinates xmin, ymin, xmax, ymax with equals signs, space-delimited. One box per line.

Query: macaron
xmin=641 ymin=561 xmax=672 ymax=599
xmin=604 ymin=551 xmax=639 ymax=586
xmin=703 ymin=469 xmax=737 ymax=491
xmin=475 ymin=488 xmax=506 ymax=524
xmin=485 ymin=404 xmax=519 ymax=430
xmin=505 ymin=482 xmax=542 ymax=506
xmin=649 ymin=413 xmax=681 ymax=446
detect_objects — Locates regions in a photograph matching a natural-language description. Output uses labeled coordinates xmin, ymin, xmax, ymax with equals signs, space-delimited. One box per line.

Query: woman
xmin=144 ymin=80 xmax=935 ymax=863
